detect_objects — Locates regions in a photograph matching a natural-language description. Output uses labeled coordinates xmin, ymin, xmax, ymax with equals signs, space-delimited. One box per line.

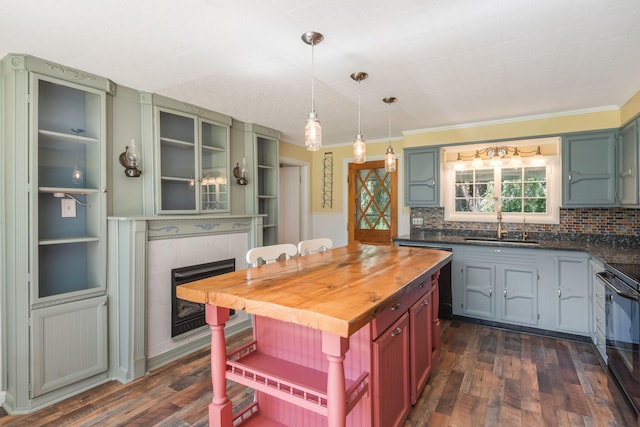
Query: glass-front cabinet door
xmin=200 ymin=118 xmax=230 ymax=212
xmin=156 ymin=107 xmax=230 ymax=214
xmin=34 ymin=75 xmax=107 ymax=304
xmin=157 ymin=108 xmax=198 ymax=212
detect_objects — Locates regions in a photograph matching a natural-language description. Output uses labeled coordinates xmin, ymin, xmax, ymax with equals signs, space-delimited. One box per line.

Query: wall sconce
xmin=119 ymin=138 xmax=141 ymax=178
xmin=233 ymin=157 xmax=248 ymax=185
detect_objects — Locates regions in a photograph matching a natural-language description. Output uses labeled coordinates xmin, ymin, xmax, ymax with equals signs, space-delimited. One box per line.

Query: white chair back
xmin=246 ymin=243 xmax=298 ymax=267
xmin=297 ymin=238 xmax=333 ymax=256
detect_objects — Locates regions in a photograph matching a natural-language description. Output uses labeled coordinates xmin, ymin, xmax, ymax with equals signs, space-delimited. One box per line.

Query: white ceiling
xmin=2 ymin=0 xmax=640 ymax=146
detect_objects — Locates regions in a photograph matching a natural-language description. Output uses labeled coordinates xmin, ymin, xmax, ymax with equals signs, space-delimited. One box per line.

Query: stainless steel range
xmin=597 ymin=263 xmax=640 ymax=420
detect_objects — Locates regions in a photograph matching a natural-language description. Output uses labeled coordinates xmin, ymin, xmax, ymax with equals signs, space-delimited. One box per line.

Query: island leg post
xmin=322 ymin=332 xmax=350 ymax=427
xmin=431 ymin=271 xmax=441 ymax=361
xmin=206 ymin=304 xmax=231 ymax=427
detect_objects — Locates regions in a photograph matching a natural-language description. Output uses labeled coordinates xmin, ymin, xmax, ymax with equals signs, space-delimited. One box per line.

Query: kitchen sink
xmin=463 ymin=237 xmax=540 ymax=246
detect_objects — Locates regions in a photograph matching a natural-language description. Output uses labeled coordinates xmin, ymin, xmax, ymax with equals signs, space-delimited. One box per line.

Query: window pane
xmin=502 ymin=168 xmax=521 ymax=182
xmin=524 ymin=167 xmax=546 ymax=181
xmin=524 ymin=181 xmax=546 ymax=197
xmin=524 ymin=198 xmax=546 ymax=213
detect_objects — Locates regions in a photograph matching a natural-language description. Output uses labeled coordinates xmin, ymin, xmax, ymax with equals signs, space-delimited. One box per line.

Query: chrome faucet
xmin=496 ymin=210 xmax=506 ymax=239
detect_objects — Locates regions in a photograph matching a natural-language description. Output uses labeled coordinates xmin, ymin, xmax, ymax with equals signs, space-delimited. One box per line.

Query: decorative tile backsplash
xmin=410 ymin=207 xmax=640 ymax=244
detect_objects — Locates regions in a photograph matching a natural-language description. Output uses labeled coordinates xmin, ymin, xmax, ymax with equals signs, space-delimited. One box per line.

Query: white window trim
xmin=442 ymin=154 xmax=561 ymax=224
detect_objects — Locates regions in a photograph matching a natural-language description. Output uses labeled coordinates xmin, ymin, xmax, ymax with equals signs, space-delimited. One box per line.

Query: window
xmin=443 ymin=137 xmax=561 ymax=224
xmin=454 ymin=166 xmax=547 ymax=213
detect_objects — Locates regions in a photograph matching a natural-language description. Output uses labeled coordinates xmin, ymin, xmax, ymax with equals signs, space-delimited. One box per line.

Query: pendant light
xmin=301 ymin=31 xmax=324 ymax=151
xmin=383 ymin=97 xmax=397 ymax=172
xmin=351 ymin=72 xmax=368 ymax=163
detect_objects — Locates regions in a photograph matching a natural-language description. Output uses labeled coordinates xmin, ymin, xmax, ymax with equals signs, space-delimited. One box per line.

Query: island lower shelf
xmin=227 ymin=339 xmax=369 ymax=417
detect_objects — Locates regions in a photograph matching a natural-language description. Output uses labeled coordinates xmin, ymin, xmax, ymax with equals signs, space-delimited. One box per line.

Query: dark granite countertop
xmin=394 ymin=232 xmax=640 ymax=265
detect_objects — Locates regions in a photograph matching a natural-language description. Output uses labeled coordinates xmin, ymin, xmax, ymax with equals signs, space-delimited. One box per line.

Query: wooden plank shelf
xmin=226 ymin=341 xmax=369 ymax=417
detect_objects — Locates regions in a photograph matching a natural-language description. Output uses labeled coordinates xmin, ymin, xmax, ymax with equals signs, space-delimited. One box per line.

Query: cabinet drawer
xmin=595 ymin=328 xmax=607 ymax=361
xmin=407 ymin=275 xmax=433 ymax=307
xmin=595 ymin=302 xmax=605 ymax=333
xmin=372 ymin=297 xmax=411 ymax=339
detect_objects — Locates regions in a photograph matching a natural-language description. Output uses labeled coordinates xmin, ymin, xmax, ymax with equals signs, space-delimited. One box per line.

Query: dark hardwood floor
xmin=1 ymin=320 xmax=636 ymax=426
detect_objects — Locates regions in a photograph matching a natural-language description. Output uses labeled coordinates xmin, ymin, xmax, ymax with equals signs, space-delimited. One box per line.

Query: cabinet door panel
xmin=462 ymin=263 xmax=495 ymax=319
xmin=499 ymin=265 xmax=538 ymax=326
xmin=555 ymin=256 xmax=590 ymax=335
xmin=409 ymin=290 xmax=432 ymax=404
xmin=619 ymin=120 xmax=638 ymax=206
xmin=31 ymin=296 xmax=108 ymax=397
xmin=373 ymin=313 xmax=410 ymax=427
xmin=404 ymin=147 xmax=439 ymax=207
xmin=562 ymin=131 xmax=616 ymax=206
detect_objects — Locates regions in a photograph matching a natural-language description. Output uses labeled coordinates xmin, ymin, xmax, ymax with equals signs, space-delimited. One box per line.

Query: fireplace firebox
xmin=171 ymin=258 xmax=235 ymax=338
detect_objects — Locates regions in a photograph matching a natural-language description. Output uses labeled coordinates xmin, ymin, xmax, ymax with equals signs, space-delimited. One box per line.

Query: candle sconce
xmin=233 ymin=159 xmax=248 ymax=185
xmin=119 ymin=138 xmax=142 ymax=178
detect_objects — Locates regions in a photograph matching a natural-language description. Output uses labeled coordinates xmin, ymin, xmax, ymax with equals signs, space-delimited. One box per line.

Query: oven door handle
xmin=598 ymin=272 xmax=640 ymax=301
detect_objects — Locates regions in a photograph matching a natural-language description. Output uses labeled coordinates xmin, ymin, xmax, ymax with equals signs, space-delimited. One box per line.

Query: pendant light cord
xmin=311 ymin=41 xmax=316 ymax=113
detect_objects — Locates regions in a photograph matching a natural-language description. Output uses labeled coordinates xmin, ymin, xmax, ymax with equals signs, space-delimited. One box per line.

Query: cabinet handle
xmin=504 ymin=289 xmax=507 ymax=298
xmin=558 ymin=289 xmax=561 ymax=298
xmin=432 ymin=179 xmax=436 ymax=186
xmin=489 ymin=288 xmax=493 ymax=296
xmin=421 ymin=299 xmax=429 ymax=307
xmin=390 ymin=302 xmax=402 ymax=311
xmin=391 ymin=327 xmax=402 ymax=337
xmin=568 ymin=172 xmax=573 ymax=182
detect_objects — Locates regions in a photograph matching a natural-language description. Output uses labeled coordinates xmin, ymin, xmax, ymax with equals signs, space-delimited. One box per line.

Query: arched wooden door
xmin=348 ymin=160 xmax=398 ymax=244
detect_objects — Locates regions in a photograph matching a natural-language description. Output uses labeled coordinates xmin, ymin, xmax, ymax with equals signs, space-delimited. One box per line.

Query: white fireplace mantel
xmin=107 ymin=214 xmax=260 ymax=383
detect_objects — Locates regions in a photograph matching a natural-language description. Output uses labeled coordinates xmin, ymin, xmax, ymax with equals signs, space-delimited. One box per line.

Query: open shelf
xmin=226 ymin=341 xmax=369 ymax=418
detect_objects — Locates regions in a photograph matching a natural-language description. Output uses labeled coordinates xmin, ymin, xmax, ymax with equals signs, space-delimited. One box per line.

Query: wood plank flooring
xmin=1 ymin=320 xmax=636 ymax=426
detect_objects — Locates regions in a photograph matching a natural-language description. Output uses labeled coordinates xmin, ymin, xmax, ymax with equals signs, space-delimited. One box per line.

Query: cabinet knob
xmin=558 ymin=289 xmax=561 ymax=298
xmin=504 ymin=289 xmax=507 ymax=298
xmin=102 ymin=188 xmax=107 ymax=193
xmin=489 ymin=288 xmax=493 ymax=296
xmin=391 ymin=327 xmax=402 ymax=337
xmin=568 ymin=172 xmax=573 ymax=182
xmin=421 ymin=299 xmax=429 ymax=307
xmin=390 ymin=302 xmax=402 ymax=311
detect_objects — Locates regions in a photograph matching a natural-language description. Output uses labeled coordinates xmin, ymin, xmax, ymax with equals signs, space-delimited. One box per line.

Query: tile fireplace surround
xmin=107 ymin=215 xmax=258 ymax=383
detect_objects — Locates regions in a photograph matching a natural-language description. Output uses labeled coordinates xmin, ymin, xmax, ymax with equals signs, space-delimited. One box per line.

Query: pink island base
xmin=176 ymin=243 xmax=452 ymax=426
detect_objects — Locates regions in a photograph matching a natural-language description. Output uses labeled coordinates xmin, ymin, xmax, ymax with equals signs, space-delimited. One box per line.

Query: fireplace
xmin=171 ymin=258 xmax=235 ymax=338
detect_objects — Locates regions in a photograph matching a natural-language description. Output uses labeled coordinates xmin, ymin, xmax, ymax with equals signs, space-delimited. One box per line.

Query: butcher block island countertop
xmin=176 ymin=243 xmax=452 ymax=427
xmin=177 ymin=243 xmax=452 ymax=338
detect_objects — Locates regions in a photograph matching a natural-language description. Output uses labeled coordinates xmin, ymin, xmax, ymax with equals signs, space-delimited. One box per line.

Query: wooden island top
xmin=177 ymin=243 xmax=452 ymax=338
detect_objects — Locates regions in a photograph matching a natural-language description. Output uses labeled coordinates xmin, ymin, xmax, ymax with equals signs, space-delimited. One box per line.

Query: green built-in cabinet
xmin=245 ymin=123 xmax=280 ymax=246
xmin=154 ymin=100 xmax=231 ymax=214
xmin=1 ymin=54 xmax=112 ymax=412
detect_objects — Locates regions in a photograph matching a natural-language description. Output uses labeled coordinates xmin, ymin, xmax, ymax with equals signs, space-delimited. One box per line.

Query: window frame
xmin=443 ymin=153 xmax=561 ymax=225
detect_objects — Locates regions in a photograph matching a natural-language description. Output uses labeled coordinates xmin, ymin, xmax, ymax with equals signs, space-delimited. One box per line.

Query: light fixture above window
xmin=301 ymin=31 xmax=324 ymax=151
xmin=383 ymin=97 xmax=397 ymax=172
xmin=351 ymin=72 xmax=368 ymax=164
xmin=455 ymin=145 xmax=545 ymax=170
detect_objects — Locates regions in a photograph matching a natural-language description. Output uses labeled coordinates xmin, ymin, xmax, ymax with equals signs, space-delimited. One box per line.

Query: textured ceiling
xmin=1 ymin=0 xmax=640 ymax=146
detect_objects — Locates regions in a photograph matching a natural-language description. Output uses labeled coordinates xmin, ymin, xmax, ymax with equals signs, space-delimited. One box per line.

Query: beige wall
xmin=283 ymin=91 xmax=640 ymax=216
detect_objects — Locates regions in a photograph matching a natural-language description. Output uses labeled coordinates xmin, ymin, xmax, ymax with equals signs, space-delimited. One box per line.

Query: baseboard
xmin=147 ymin=318 xmax=251 ymax=372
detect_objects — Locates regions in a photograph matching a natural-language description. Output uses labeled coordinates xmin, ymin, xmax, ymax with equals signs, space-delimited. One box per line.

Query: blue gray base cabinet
xmin=404 ymin=147 xmax=439 ymax=207
xmin=457 ymin=247 xmax=538 ymax=328
xmin=452 ymin=245 xmax=591 ymax=337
